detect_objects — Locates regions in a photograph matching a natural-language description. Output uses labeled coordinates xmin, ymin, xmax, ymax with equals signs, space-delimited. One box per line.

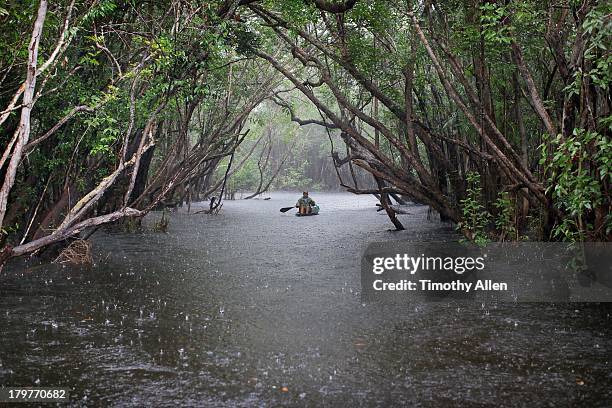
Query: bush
xmin=458 ymin=172 xmax=491 ymax=245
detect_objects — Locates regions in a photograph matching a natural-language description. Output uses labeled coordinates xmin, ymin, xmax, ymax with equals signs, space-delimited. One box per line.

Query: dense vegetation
xmin=0 ymin=0 xmax=610 ymax=264
xmin=220 ymin=98 xmax=374 ymax=196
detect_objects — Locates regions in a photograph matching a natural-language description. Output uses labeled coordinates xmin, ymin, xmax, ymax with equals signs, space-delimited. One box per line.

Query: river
xmin=0 ymin=192 xmax=610 ymax=406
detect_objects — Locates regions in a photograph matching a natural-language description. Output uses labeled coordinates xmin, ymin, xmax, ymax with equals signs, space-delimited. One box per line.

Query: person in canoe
xmin=296 ymin=191 xmax=319 ymax=215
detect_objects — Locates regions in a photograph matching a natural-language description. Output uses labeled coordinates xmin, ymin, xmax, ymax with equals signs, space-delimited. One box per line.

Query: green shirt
xmin=297 ymin=196 xmax=315 ymax=207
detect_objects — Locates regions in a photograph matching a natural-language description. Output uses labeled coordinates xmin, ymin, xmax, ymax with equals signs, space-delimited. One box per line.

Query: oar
xmin=280 ymin=206 xmax=295 ymax=213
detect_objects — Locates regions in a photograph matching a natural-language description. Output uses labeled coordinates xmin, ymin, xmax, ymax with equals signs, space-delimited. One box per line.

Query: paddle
xmin=280 ymin=206 xmax=295 ymax=213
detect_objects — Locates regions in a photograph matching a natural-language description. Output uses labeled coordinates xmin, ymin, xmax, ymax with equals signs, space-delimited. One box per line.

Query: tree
xmin=241 ymin=0 xmax=609 ymax=239
xmin=0 ymin=0 xmax=279 ymax=265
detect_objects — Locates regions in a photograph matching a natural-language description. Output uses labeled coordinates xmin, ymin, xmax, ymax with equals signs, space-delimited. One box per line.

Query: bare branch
xmin=24 ymin=105 xmax=95 ymax=152
xmin=0 ymin=0 xmax=48 ymax=228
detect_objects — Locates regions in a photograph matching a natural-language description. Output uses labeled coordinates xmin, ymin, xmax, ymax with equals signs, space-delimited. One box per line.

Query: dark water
xmin=1 ymin=192 xmax=610 ymax=406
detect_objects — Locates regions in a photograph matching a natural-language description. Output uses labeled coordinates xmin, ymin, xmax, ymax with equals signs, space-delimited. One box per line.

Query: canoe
xmin=295 ymin=205 xmax=319 ymax=216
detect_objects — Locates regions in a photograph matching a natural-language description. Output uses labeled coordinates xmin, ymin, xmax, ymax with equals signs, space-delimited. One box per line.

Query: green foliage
xmin=458 ymin=172 xmax=491 ymax=245
xmin=0 ymin=222 xmax=19 ymax=241
xmin=228 ymin=159 xmax=259 ymax=191
xmin=275 ymin=160 xmax=316 ymax=190
xmin=480 ymin=3 xmax=513 ymax=45
xmin=582 ymin=3 xmax=612 ymax=89
xmin=1 ymin=0 xmax=608 ymax=250
xmin=152 ymin=210 xmax=169 ymax=233
xmin=479 ymin=1 xmax=545 ymax=54
xmin=83 ymin=88 xmax=125 ymax=158
xmin=540 ymin=127 xmax=610 ymax=241
xmin=264 ymin=0 xmax=318 ymax=26
xmin=226 ymin=25 xmax=260 ymax=56
xmin=348 ymin=0 xmax=395 ymax=33
xmin=81 ymin=0 xmax=117 ymax=24
xmin=563 ymin=4 xmax=611 ymax=98
xmin=224 ymin=98 xmax=340 ymax=192
xmin=494 ymin=191 xmax=517 ymax=241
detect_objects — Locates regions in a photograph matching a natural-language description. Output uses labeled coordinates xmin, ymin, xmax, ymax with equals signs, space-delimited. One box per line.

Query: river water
xmin=0 ymin=192 xmax=610 ymax=406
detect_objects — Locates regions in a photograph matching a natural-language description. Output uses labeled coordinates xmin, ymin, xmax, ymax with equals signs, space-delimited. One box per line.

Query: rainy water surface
xmin=1 ymin=192 xmax=610 ymax=406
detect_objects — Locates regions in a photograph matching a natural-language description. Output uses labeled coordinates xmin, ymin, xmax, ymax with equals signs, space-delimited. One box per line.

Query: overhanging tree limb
xmin=309 ymin=0 xmax=358 ymax=14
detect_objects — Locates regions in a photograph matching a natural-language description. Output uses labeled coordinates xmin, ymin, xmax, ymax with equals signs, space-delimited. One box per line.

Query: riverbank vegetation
xmin=0 ymin=0 xmax=609 ymax=264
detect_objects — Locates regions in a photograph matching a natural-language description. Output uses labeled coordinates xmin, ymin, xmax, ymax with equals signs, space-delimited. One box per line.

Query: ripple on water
xmin=0 ymin=193 xmax=611 ymax=405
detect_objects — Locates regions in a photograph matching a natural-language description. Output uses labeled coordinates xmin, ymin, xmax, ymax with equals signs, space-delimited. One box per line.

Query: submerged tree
xmin=0 ymin=0 xmax=278 ymax=264
xmin=0 ymin=0 xmax=609 ymax=267
xmin=241 ymin=0 xmax=610 ymax=239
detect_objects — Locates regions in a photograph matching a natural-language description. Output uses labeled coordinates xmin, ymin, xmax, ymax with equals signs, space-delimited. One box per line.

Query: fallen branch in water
xmin=0 ymin=207 xmax=142 ymax=268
